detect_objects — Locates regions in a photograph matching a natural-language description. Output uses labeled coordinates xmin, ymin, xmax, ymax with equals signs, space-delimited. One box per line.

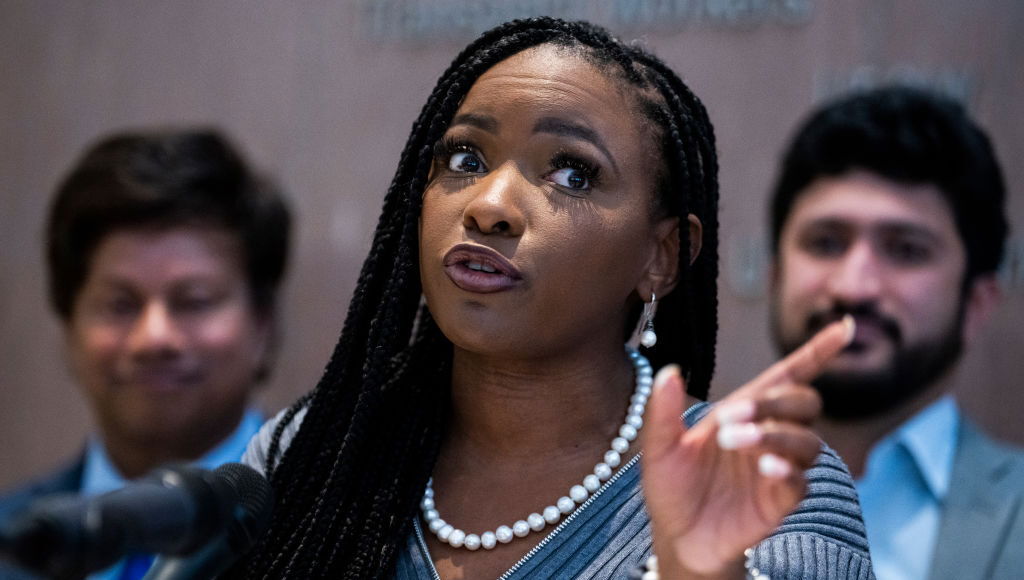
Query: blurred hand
xmin=641 ymin=316 xmax=854 ymax=579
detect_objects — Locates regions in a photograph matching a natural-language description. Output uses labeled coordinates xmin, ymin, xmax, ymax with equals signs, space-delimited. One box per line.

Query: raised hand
xmin=641 ymin=316 xmax=854 ymax=579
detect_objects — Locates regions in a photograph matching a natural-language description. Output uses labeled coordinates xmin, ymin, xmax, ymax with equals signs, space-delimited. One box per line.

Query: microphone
xmin=141 ymin=463 xmax=273 ymax=580
xmin=0 ymin=462 xmax=273 ymax=580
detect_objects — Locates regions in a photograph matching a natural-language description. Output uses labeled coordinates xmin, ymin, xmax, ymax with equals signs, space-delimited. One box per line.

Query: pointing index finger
xmin=776 ymin=315 xmax=855 ymax=384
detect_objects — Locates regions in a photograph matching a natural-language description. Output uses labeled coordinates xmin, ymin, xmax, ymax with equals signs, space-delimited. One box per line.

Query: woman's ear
xmin=686 ymin=213 xmax=702 ymax=265
xmin=639 ymin=216 xmax=681 ymax=299
xmin=638 ymin=214 xmax=701 ymax=300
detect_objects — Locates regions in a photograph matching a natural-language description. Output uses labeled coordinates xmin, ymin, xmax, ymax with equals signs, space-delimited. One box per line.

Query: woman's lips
xmin=443 ymin=244 xmax=522 ymax=293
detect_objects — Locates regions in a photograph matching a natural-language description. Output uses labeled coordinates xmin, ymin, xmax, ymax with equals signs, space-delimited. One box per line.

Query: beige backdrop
xmin=2 ymin=0 xmax=1022 ymax=491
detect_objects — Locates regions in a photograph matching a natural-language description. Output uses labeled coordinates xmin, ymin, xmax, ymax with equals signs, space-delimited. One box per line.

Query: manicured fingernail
xmin=842 ymin=314 xmax=856 ymax=345
xmin=716 ymin=399 xmax=755 ymax=426
xmin=717 ymin=422 xmax=762 ymax=450
xmin=653 ymin=364 xmax=679 ymax=392
xmin=758 ymin=453 xmax=792 ymax=478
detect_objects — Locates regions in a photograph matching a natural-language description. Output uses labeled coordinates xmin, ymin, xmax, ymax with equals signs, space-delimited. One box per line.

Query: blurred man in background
xmin=768 ymin=86 xmax=1024 ymax=580
xmin=0 ymin=128 xmax=291 ymax=579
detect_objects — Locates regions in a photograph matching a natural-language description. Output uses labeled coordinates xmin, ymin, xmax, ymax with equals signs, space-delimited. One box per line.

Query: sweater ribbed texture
xmin=247 ymin=402 xmax=874 ymax=579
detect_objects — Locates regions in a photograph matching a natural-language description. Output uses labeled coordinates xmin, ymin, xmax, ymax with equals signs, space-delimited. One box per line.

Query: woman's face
xmin=419 ymin=44 xmax=680 ymax=359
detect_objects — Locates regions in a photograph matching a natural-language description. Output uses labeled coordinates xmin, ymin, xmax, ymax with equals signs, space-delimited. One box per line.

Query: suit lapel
xmin=927 ymin=422 xmax=1021 ymax=580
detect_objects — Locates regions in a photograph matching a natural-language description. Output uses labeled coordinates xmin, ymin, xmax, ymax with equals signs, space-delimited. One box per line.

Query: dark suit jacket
xmin=928 ymin=420 xmax=1024 ymax=580
xmin=0 ymin=455 xmax=85 ymax=580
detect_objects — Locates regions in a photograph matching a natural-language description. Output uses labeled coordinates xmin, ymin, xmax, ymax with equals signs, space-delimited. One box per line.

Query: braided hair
xmin=227 ymin=17 xmax=720 ymax=578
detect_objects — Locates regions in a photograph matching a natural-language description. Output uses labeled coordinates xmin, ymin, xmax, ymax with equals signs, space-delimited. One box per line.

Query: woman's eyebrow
xmin=533 ymin=117 xmax=619 ymax=173
xmin=450 ymin=113 xmax=499 ymax=133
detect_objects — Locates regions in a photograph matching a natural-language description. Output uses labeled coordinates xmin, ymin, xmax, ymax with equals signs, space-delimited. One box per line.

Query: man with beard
xmin=769 ymin=86 xmax=1024 ymax=580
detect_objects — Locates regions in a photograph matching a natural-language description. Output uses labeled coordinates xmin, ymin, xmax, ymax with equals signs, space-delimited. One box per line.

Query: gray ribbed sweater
xmin=244 ymin=402 xmax=874 ymax=579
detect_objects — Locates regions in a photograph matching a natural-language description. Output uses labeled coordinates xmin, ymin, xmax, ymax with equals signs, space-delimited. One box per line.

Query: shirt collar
xmin=81 ymin=408 xmax=264 ymax=497
xmin=888 ymin=395 xmax=959 ymax=501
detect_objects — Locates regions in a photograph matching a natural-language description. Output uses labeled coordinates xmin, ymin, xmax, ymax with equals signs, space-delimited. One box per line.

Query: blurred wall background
xmin=1 ymin=0 xmax=1021 ymax=490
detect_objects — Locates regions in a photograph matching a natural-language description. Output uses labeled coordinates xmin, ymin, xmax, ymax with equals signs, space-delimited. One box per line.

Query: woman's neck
xmin=445 ymin=341 xmax=636 ymax=463
xmin=424 ymin=341 xmax=647 ymax=579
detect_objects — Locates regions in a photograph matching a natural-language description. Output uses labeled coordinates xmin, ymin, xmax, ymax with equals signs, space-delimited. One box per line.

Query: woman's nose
xmin=462 ymin=164 xmax=526 ymax=236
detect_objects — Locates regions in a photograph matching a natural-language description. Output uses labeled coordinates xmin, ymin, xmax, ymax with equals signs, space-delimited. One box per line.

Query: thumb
xmin=643 ymin=364 xmax=686 ymax=462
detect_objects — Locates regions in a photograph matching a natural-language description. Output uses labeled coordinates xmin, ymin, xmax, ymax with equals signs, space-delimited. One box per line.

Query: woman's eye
xmin=448 ymin=151 xmax=486 ymax=173
xmin=546 ymin=154 xmax=599 ymax=192
xmin=547 ymin=167 xmax=591 ymax=190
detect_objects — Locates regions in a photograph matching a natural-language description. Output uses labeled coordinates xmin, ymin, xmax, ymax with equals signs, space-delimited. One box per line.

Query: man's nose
xmin=826 ymin=241 xmax=884 ymax=303
xmin=127 ymin=302 xmax=184 ymax=355
xmin=462 ymin=164 xmax=526 ymax=236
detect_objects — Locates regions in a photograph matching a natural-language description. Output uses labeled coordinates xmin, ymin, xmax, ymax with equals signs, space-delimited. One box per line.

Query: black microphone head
xmin=139 ymin=465 xmax=274 ymax=580
xmin=211 ymin=463 xmax=274 ymax=554
xmin=145 ymin=464 xmax=232 ymax=554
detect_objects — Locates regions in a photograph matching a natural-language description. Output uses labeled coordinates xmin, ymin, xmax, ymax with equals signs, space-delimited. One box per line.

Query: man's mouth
xmin=123 ymin=367 xmax=201 ymax=391
xmin=807 ymin=306 xmax=902 ymax=352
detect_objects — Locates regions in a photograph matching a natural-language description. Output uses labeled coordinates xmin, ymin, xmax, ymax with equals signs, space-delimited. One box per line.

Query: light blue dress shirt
xmin=79 ymin=408 xmax=264 ymax=580
xmin=856 ymin=395 xmax=959 ymax=580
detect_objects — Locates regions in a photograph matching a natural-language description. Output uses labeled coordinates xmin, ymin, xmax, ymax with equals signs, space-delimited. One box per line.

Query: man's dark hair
xmin=770 ymin=85 xmax=1008 ymax=281
xmin=46 ymin=128 xmax=291 ymax=319
xmin=227 ymin=17 xmax=721 ymax=579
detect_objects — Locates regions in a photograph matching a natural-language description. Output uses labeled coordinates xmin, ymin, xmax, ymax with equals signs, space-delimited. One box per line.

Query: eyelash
xmin=550 ymin=151 xmax=601 ymax=190
xmin=434 ymin=136 xmax=477 ymax=162
xmin=432 ymin=137 xmax=602 ymax=191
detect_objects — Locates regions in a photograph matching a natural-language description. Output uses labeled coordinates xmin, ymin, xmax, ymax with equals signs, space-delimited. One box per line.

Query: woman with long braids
xmin=229 ymin=18 xmax=873 ymax=579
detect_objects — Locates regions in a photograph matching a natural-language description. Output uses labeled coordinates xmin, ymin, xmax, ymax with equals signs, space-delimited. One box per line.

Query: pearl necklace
xmin=420 ymin=346 xmax=653 ymax=550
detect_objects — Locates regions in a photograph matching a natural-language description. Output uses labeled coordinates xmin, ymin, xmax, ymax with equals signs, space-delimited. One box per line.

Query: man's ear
xmin=251 ymin=308 xmax=277 ymax=384
xmin=768 ymin=257 xmax=780 ymax=292
xmin=962 ymin=273 xmax=1002 ymax=345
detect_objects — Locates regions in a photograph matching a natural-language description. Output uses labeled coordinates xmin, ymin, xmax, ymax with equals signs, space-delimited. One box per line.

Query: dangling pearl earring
xmin=640 ymin=292 xmax=658 ymax=348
